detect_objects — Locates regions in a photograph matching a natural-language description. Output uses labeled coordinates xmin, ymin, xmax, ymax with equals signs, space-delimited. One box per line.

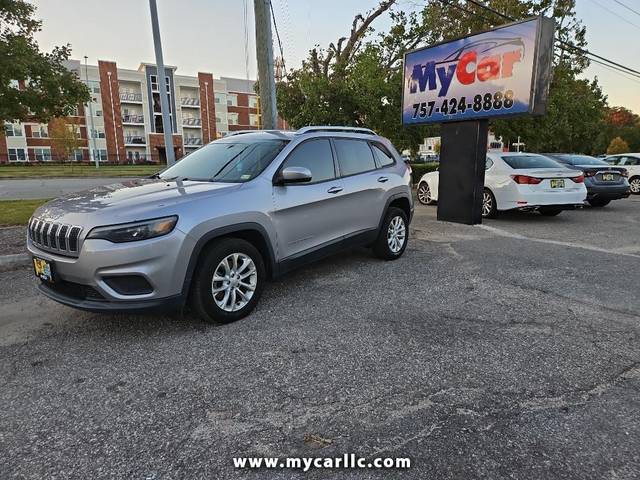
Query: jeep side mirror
xmin=275 ymin=167 xmax=312 ymax=185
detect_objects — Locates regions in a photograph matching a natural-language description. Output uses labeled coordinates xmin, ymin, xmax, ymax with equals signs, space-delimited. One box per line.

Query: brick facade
xmin=227 ymin=92 xmax=259 ymax=131
xmin=98 ymin=61 xmax=126 ymax=163
xmin=198 ymin=73 xmax=217 ymax=143
xmin=148 ymin=133 xmax=183 ymax=161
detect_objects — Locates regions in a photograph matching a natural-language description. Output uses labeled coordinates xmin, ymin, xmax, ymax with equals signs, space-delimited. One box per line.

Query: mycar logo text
xmin=408 ymin=38 xmax=526 ymax=97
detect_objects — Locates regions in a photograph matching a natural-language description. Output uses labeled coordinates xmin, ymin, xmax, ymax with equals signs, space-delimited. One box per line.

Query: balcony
xmin=181 ymin=97 xmax=200 ymax=108
xmin=120 ymin=92 xmax=143 ymax=103
xmin=124 ymin=135 xmax=146 ymax=146
xmin=182 ymin=117 xmax=201 ymax=128
xmin=122 ymin=114 xmax=144 ymax=125
xmin=184 ymin=137 xmax=203 ymax=146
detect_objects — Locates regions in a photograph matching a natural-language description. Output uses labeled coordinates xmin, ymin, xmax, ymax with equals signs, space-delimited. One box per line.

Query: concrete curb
xmin=0 ymin=253 xmax=30 ymax=271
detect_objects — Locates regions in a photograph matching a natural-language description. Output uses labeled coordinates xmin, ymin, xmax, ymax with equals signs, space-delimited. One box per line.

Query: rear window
xmin=502 ymin=155 xmax=562 ymax=169
xmin=370 ymin=143 xmax=395 ymax=167
xmin=556 ymin=155 xmax=607 ymax=166
xmin=334 ymin=139 xmax=376 ymax=176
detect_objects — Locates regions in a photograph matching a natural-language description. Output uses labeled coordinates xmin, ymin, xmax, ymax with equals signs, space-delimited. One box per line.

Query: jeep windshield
xmin=159 ymin=139 xmax=289 ymax=183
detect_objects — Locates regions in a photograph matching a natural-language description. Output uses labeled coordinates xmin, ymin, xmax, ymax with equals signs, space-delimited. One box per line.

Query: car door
xmin=271 ymin=138 xmax=347 ymax=260
xmin=332 ymin=138 xmax=386 ymax=236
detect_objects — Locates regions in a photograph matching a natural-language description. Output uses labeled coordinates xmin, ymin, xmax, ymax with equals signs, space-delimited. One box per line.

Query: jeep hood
xmin=33 ymin=179 xmax=241 ymax=225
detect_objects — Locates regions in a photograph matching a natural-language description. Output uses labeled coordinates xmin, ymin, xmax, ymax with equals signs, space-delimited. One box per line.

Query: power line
xmin=462 ymin=0 xmax=640 ymax=77
xmin=269 ymin=0 xmax=287 ymax=76
xmin=584 ymin=0 xmax=640 ymax=31
xmin=612 ymin=0 xmax=640 ymax=18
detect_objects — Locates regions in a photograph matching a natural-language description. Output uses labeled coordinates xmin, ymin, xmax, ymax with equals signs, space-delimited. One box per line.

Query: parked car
xmin=603 ymin=153 xmax=640 ymax=194
xmin=542 ymin=154 xmax=630 ymax=207
xmin=416 ymin=152 xmax=587 ymax=217
xmin=27 ymin=127 xmax=413 ymax=323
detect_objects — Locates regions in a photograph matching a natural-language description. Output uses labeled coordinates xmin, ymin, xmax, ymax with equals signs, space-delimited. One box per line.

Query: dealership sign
xmin=402 ymin=17 xmax=554 ymax=125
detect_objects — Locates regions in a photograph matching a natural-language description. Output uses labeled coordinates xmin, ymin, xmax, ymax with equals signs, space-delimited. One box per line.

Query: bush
xmin=409 ymin=162 xmax=438 ymax=184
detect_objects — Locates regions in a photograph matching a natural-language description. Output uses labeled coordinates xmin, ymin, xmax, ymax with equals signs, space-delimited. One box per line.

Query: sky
xmin=31 ymin=0 xmax=640 ymax=113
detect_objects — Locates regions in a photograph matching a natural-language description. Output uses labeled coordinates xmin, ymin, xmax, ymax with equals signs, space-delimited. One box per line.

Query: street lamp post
xmin=149 ymin=0 xmax=175 ymax=166
xmin=84 ymin=56 xmax=99 ymax=168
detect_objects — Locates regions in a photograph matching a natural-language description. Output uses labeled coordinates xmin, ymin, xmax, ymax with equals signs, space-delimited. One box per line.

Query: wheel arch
xmin=181 ymin=223 xmax=276 ymax=296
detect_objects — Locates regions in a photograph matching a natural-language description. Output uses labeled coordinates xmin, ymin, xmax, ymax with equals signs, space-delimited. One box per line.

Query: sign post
xmin=402 ymin=16 xmax=554 ymax=224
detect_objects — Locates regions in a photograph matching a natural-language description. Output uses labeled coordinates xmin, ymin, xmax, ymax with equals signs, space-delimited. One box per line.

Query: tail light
xmin=511 ymin=175 xmax=542 ymax=185
xmin=570 ymin=174 xmax=584 ymax=183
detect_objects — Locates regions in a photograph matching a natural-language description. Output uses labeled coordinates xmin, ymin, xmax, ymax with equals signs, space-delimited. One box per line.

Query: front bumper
xmin=38 ymin=281 xmax=184 ymax=313
xmin=28 ymin=228 xmax=195 ymax=311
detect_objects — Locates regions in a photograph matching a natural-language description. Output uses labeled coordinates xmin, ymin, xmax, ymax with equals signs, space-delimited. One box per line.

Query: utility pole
xmin=254 ymin=0 xmax=277 ymax=129
xmin=149 ymin=0 xmax=175 ymax=166
xmin=84 ymin=56 xmax=99 ymax=168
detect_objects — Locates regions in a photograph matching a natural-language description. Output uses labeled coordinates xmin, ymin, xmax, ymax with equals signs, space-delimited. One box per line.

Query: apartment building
xmin=0 ymin=59 xmax=264 ymax=164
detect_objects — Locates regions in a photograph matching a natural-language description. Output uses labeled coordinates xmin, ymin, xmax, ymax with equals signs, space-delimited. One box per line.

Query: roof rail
xmin=296 ymin=126 xmax=377 ymax=136
xmin=224 ymin=129 xmax=292 ymax=137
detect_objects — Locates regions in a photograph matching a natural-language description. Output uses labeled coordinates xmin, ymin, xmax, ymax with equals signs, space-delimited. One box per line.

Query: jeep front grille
xmin=29 ymin=218 xmax=82 ymax=254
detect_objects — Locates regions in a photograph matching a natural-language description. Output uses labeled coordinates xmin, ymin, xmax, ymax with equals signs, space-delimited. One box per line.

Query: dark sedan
xmin=542 ymin=154 xmax=630 ymax=207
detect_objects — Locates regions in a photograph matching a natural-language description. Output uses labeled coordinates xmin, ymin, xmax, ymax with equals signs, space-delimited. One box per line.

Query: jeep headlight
xmin=87 ymin=216 xmax=178 ymax=243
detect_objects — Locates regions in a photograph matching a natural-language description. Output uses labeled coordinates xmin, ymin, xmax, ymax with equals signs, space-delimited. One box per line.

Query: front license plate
xmin=33 ymin=257 xmax=54 ymax=283
xmin=550 ymin=179 xmax=565 ymax=189
xmin=602 ymin=173 xmax=615 ymax=181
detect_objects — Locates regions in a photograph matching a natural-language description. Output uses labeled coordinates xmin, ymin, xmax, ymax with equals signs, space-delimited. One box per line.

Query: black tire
xmin=539 ymin=208 xmax=563 ymax=216
xmin=190 ymin=238 xmax=265 ymax=324
xmin=629 ymin=177 xmax=640 ymax=195
xmin=373 ymin=207 xmax=409 ymax=260
xmin=482 ymin=188 xmax=498 ymax=218
xmin=416 ymin=182 xmax=434 ymax=205
xmin=587 ymin=198 xmax=611 ymax=207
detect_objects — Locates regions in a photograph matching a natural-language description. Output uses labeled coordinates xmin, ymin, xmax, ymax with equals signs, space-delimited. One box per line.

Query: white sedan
xmin=416 ymin=152 xmax=587 ymax=218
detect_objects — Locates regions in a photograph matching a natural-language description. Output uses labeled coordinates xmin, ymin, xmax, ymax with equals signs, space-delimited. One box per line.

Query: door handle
xmin=378 ymin=176 xmax=389 ymax=183
xmin=327 ymin=186 xmax=343 ymax=194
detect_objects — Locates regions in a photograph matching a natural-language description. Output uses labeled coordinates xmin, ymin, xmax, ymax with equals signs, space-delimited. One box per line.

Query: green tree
xmin=0 ymin=0 xmax=89 ymax=124
xmin=49 ymin=118 xmax=82 ymax=161
xmin=606 ymin=136 xmax=630 ymax=155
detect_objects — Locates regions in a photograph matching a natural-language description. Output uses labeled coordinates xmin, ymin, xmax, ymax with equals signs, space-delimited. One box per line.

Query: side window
xmin=485 ymin=157 xmax=494 ymax=170
xmin=627 ymin=156 xmax=640 ymax=166
xmin=370 ymin=142 xmax=395 ymax=167
xmin=281 ymin=139 xmax=335 ymax=183
xmin=334 ymin=139 xmax=376 ymax=176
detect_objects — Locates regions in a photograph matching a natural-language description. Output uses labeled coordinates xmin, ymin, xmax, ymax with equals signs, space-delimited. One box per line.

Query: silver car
xmin=27 ymin=127 xmax=413 ymax=323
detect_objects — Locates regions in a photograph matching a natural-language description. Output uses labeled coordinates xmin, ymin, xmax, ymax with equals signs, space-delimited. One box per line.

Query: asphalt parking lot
xmin=1 ymin=197 xmax=639 ymax=479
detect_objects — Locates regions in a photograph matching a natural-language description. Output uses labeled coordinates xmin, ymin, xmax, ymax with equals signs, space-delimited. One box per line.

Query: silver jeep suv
xmin=28 ymin=126 xmax=413 ymax=323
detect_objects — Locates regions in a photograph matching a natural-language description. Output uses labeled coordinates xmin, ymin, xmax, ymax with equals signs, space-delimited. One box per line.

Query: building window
xmin=228 ymin=112 xmax=239 ymax=125
xmin=215 ymin=116 xmax=222 ymax=123
xmin=93 ymin=149 xmax=108 ymax=161
xmin=8 ymin=148 xmax=27 ymax=162
xmin=95 ymin=109 xmax=103 ymax=117
xmin=249 ymin=96 xmax=258 ymax=109
xmin=31 ymin=124 xmax=48 ymax=138
xmin=4 ymin=122 xmax=23 ymax=137
xmin=91 ymin=127 xmax=105 ymax=139
xmin=215 ymin=93 xmax=225 ymax=104
xmin=150 ymin=75 xmax=158 ymax=91
xmin=33 ymin=148 xmax=52 ymax=161
xmin=227 ymin=94 xmax=237 ymax=107
xmin=72 ymin=149 xmax=84 ymax=161
xmin=249 ymin=113 xmax=259 ymax=127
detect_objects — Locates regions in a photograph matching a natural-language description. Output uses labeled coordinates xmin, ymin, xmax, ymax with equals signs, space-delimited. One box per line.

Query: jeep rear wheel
xmin=373 ymin=207 xmax=408 ymax=260
xmin=190 ymin=238 xmax=265 ymax=324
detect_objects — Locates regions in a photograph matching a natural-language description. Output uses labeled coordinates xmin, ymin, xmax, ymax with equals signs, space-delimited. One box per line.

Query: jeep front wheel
xmin=191 ymin=238 xmax=265 ymax=324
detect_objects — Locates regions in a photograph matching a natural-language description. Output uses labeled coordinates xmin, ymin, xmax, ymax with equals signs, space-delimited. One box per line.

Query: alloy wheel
xmin=387 ymin=216 xmax=406 ymax=253
xmin=417 ymin=183 xmax=431 ymax=204
xmin=211 ymin=253 xmax=257 ymax=312
xmin=631 ymin=178 xmax=640 ymax=194
xmin=482 ymin=191 xmax=493 ymax=217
